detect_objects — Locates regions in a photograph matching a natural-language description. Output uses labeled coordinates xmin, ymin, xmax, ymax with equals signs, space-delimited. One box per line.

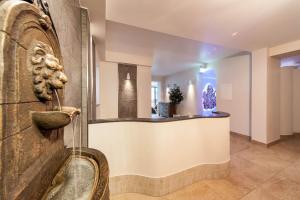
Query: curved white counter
xmin=88 ymin=112 xmax=230 ymax=195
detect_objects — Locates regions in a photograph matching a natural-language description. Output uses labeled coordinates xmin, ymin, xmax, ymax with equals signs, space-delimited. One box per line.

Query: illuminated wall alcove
xmin=200 ymin=68 xmax=217 ymax=112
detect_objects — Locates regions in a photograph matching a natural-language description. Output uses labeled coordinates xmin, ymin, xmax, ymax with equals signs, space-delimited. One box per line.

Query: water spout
xmin=54 ymin=89 xmax=62 ymax=111
xmin=71 ymin=115 xmax=78 ymax=196
xmin=70 ymin=112 xmax=84 ymax=198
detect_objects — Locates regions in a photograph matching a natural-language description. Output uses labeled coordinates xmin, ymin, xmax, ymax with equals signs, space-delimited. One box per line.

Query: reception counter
xmin=88 ymin=112 xmax=230 ymax=196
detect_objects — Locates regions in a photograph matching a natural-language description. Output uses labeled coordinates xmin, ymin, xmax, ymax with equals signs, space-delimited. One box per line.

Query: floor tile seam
xmin=233 ymin=154 xmax=268 ymax=170
xmin=160 ymin=196 xmax=171 ymax=200
xmin=167 ymin=180 xmax=208 ymax=198
xmin=229 ymin=156 xmax=289 ymax=190
xmin=256 ymin=162 xmax=294 ymax=190
xmin=233 ymin=152 xmax=299 ymax=189
xmin=231 ymin=147 xmax=251 ymax=155
xmin=285 ymin=178 xmax=300 ymax=186
xmin=203 ymin=179 xmax=246 ymax=200
xmin=266 ymin=149 xmax=299 ymax=164
xmin=226 ymin=167 xmax=270 ymax=199
xmin=237 ymin=186 xmax=258 ymax=200
xmin=231 ymin=144 xmax=252 ymax=156
xmin=289 ymin=158 xmax=300 ymax=165
xmin=234 ymin=152 xmax=293 ymax=173
xmin=276 ymin=162 xmax=300 ymax=185
xmin=172 ymin=179 xmax=225 ymax=200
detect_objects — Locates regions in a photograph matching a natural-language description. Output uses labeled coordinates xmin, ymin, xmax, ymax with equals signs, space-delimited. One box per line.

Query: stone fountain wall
xmin=45 ymin=0 xmax=85 ymax=147
xmin=0 ymin=1 xmax=66 ymax=199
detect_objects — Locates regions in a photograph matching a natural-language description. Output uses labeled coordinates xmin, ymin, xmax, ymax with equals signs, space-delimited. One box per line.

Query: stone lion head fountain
xmin=31 ymin=41 xmax=68 ymax=101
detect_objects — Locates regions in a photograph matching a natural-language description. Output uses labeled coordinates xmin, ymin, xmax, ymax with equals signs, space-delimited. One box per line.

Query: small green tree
xmin=169 ymin=86 xmax=184 ymax=105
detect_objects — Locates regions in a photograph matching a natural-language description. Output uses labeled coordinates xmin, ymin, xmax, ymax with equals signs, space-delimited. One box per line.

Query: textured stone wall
xmin=46 ymin=0 xmax=81 ymax=109
xmin=118 ymin=64 xmax=138 ymax=118
xmin=0 ymin=1 xmax=66 ymax=199
xmin=0 ymin=1 xmax=91 ymax=199
xmin=80 ymin=8 xmax=90 ymax=147
xmin=46 ymin=0 xmax=84 ymax=147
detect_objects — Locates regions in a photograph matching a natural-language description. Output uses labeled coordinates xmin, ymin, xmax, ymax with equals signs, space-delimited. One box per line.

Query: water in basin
xmin=43 ymin=156 xmax=99 ymax=200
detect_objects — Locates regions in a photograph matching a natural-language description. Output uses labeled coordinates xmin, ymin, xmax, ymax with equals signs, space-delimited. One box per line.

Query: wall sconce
xmin=126 ymin=72 xmax=131 ymax=80
xmin=199 ymin=63 xmax=208 ymax=73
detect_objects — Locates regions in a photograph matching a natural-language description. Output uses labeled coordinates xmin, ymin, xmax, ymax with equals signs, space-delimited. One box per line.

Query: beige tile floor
xmin=111 ymin=134 xmax=300 ymax=200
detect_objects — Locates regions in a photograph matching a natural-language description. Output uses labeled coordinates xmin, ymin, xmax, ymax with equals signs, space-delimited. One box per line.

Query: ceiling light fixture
xmin=232 ymin=32 xmax=239 ymax=37
xmin=126 ymin=72 xmax=131 ymax=80
xmin=199 ymin=63 xmax=208 ymax=73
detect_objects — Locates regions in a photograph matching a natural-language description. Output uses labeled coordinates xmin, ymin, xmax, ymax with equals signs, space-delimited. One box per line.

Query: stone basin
xmin=42 ymin=148 xmax=110 ymax=200
xmin=31 ymin=107 xmax=81 ymax=130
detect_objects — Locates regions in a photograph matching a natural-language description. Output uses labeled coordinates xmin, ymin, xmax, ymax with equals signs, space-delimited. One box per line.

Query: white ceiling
xmin=106 ymin=21 xmax=242 ymax=76
xmin=107 ymin=0 xmax=300 ymax=51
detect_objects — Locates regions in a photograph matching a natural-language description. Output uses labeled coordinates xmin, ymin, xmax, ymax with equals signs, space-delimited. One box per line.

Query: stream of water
xmin=43 ymin=90 xmax=93 ymax=200
xmin=71 ymin=115 xmax=79 ymax=196
xmin=54 ymin=89 xmax=62 ymax=111
xmin=49 ymin=90 xmax=87 ymax=199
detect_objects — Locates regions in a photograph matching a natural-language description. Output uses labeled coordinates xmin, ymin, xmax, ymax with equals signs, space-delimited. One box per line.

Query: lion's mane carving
xmin=31 ymin=42 xmax=67 ymax=101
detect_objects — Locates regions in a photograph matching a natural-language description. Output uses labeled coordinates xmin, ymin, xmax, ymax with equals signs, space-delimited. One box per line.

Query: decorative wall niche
xmin=118 ymin=64 xmax=137 ymax=118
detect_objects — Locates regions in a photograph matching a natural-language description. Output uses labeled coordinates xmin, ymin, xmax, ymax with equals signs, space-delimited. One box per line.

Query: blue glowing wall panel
xmin=199 ymin=69 xmax=217 ymax=112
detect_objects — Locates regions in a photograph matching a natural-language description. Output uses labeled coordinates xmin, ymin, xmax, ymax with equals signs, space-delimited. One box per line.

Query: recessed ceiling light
xmin=232 ymin=32 xmax=239 ymax=37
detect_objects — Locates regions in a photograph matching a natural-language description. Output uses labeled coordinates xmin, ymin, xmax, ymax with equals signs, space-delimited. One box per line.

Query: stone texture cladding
xmin=46 ymin=0 xmax=85 ymax=147
xmin=0 ymin=1 xmax=66 ymax=199
xmin=0 ymin=1 xmax=109 ymax=199
xmin=118 ymin=64 xmax=138 ymax=118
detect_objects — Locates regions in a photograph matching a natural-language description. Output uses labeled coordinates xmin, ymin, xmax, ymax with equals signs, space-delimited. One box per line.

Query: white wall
xmin=251 ymin=48 xmax=268 ymax=143
xmin=152 ymin=75 xmax=165 ymax=102
xmin=215 ymin=54 xmax=251 ymax=136
xmin=267 ymin=57 xmax=281 ymax=143
xmin=163 ymin=55 xmax=251 ymax=135
xmin=280 ymin=68 xmax=300 ymax=135
xmin=251 ymin=48 xmax=283 ymax=143
xmin=280 ymin=68 xmax=293 ymax=135
xmin=293 ymin=69 xmax=300 ymax=133
xmin=137 ymin=66 xmax=152 ymax=118
xmin=252 ymin=46 xmax=300 ymax=143
xmin=89 ymin=117 xmax=230 ymax=177
xmin=98 ymin=61 xmax=119 ymax=118
xmin=164 ymin=67 xmax=201 ymax=115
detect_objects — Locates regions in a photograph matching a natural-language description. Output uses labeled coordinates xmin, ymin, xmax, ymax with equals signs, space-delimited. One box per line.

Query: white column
xmin=137 ymin=66 xmax=152 ymax=118
xmin=251 ymin=48 xmax=268 ymax=143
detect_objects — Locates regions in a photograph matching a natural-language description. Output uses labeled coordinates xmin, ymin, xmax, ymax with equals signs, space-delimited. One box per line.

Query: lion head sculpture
xmin=31 ymin=41 xmax=68 ymax=101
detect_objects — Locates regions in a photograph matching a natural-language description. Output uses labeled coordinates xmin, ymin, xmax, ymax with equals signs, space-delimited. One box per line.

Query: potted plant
xmin=168 ymin=86 xmax=184 ymax=117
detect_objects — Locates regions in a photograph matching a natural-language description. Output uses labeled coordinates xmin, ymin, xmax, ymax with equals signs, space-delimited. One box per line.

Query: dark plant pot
xmin=169 ymin=103 xmax=177 ymax=117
